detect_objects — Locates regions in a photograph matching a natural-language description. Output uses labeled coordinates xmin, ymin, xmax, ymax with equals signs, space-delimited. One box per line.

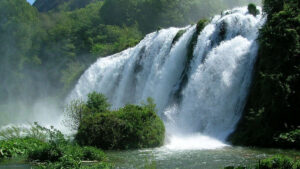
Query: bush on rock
xmin=70 ymin=93 xmax=165 ymax=150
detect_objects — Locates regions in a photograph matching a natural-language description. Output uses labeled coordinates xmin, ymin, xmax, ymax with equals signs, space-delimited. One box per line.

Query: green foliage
xmin=28 ymin=143 xmax=63 ymax=162
xmin=0 ymin=0 xmax=143 ymax=108
xmin=275 ymin=129 xmax=300 ymax=148
xmin=229 ymin=0 xmax=300 ymax=149
xmin=0 ymin=123 xmax=109 ymax=168
xmin=172 ymin=30 xmax=187 ymax=45
xmin=0 ymin=123 xmax=66 ymax=160
xmin=0 ymin=0 xmax=255 ymax=119
xmin=75 ymin=95 xmax=165 ymax=150
xmin=65 ymin=99 xmax=87 ymax=130
xmin=0 ymin=138 xmax=46 ymax=159
xmin=257 ymin=155 xmax=295 ymax=169
xmin=86 ymin=92 xmax=111 ymax=114
xmin=61 ymin=61 xmax=85 ymax=93
xmin=80 ymin=146 xmax=106 ymax=161
xmin=38 ymin=161 xmax=112 ymax=169
xmin=29 ymin=143 xmax=110 ymax=169
xmin=263 ymin=0 xmax=284 ymax=15
xmin=224 ymin=155 xmax=300 ymax=169
xmin=65 ymin=92 xmax=111 ymax=130
xmin=28 ymin=143 xmax=107 ymax=162
xmin=99 ymin=0 xmax=248 ymax=33
xmin=0 ymin=126 xmax=25 ymax=140
xmin=0 ymin=0 xmax=42 ymax=103
xmin=248 ymin=3 xmax=259 ymax=16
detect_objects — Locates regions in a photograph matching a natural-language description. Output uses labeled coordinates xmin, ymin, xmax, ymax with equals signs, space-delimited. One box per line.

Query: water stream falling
xmin=68 ymin=7 xmax=265 ymax=150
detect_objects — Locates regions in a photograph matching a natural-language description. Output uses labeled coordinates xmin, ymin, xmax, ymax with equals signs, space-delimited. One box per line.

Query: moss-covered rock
xmin=172 ymin=29 xmax=187 ymax=45
xmin=248 ymin=3 xmax=259 ymax=16
xmin=174 ymin=19 xmax=208 ymax=101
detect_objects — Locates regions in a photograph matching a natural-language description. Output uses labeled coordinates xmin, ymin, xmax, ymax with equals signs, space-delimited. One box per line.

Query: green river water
xmin=1 ymin=146 xmax=299 ymax=169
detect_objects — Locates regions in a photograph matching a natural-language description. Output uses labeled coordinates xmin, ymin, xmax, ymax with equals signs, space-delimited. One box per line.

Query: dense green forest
xmin=0 ymin=0 xmax=258 ymax=124
xmin=230 ymin=0 xmax=300 ymax=149
xmin=0 ymin=0 xmax=298 ymax=150
xmin=0 ymin=0 xmax=299 ymax=168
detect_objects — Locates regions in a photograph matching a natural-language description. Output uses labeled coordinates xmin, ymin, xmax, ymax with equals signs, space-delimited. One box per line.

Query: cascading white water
xmin=68 ymin=7 xmax=265 ymax=150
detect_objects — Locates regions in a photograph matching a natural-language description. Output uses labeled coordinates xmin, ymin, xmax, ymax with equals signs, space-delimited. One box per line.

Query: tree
xmin=64 ymin=99 xmax=86 ymax=130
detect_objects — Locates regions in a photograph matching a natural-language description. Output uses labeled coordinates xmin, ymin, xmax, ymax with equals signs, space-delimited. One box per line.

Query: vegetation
xmin=224 ymin=155 xmax=300 ymax=169
xmin=0 ymin=0 xmax=142 ymax=116
xmin=0 ymin=137 xmax=46 ymax=159
xmin=248 ymin=3 xmax=259 ymax=16
xmin=230 ymin=0 xmax=300 ymax=149
xmin=172 ymin=30 xmax=187 ymax=45
xmin=0 ymin=0 xmax=255 ymax=123
xmin=66 ymin=93 xmax=165 ymax=150
xmin=174 ymin=19 xmax=208 ymax=100
xmin=0 ymin=123 xmax=110 ymax=168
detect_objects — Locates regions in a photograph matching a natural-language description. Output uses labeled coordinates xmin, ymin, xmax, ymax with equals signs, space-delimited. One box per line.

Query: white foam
xmin=68 ymin=7 xmax=266 ymax=149
xmin=164 ymin=133 xmax=228 ymax=150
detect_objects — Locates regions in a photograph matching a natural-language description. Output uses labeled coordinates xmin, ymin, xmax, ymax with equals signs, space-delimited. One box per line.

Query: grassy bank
xmin=0 ymin=123 xmax=111 ymax=168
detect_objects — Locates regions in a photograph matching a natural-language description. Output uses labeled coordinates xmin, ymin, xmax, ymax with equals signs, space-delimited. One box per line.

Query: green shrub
xmin=0 ymin=123 xmax=66 ymax=160
xmin=65 ymin=92 xmax=111 ymax=130
xmin=0 ymin=123 xmax=109 ymax=168
xmin=75 ymin=96 xmax=165 ymax=150
xmin=37 ymin=156 xmax=82 ymax=169
xmin=274 ymin=129 xmax=300 ymax=148
xmin=37 ymin=161 xmax=112 ymax=169
xmin=86 ymin=92 xmax=111 ymax=114
xmin=0 ymin=137 xmax=46 ymax=159
xmin=34 ymin=144 xmax=110 ymax=169
xmin=257 ymin=155 xmax=294 ymax=169
xmin=248 ymin=3 xmax=259 ymax=16
xmin=28 ymin=142 xmax=106 ymax=162
xmin=81 ymin=146 xmax=106 ymax=161
xmin=62 ymin=144 xmax=106 ymax=161
xmin=28 ymin=143 xmax=63 ymax=162
xmin=224 ymin=156 xmax=300 ymax=169
xmin=294 ymin=161 xmax=300 ymax=169
xmin=65 ymin=99 xmax=87 ymax=130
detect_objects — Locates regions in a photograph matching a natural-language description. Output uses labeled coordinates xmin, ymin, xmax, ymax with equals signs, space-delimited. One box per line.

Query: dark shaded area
xmin=33 ymin=0 xmax=70 ymax=12
xmin=229 ymin=0 xmax=300 ymax=149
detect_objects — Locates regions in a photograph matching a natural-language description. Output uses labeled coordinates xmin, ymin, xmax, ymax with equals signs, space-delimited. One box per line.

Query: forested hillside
xmin=230 ymin=0 xmax=300 ymax=149
xmin=34 ymin=0 xmax=102 ymax=12
xmin=0 ymin=0 xmax=259 ymax=124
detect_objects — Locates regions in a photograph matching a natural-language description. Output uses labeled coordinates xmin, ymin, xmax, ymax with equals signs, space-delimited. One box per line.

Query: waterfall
xmin=68 ymin=7 xmax=265 ymax=150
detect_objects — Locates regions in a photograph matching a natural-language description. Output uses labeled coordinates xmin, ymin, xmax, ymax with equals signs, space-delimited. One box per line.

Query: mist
xmin=0 ymin=0 xmax=262 ymax=130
